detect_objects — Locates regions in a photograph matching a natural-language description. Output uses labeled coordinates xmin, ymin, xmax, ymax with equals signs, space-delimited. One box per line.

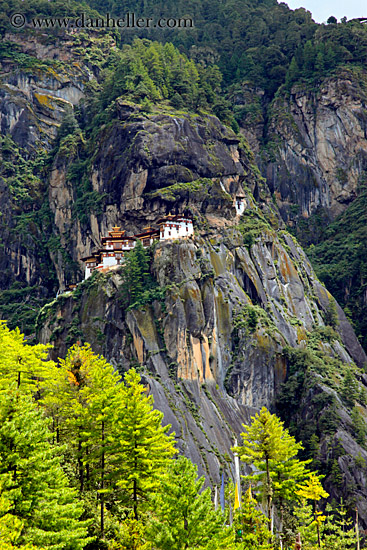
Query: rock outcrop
xmin=261 ymin=69 xmax=367 ymax=224
xmin=2 ymin=28 xmax=367 ymax=526
xmin=37 ymin=220 xmax=367 ymax=521
xmin=48 ymin=100 xmax=275 ymax=288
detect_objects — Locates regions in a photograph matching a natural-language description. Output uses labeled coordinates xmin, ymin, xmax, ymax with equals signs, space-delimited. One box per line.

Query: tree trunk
xmin=101 ymin=420 xmax=105 ymax=538
xmin=133 ymin=438 xmax=138 ymax=520
xmin=133 ymin=478 xmax=138 ymax=520
xmin=78 ymin=435 xmax=84 ymax=492
xmin=266 ymin=456 xmax=272 ymax=531
xmin=315 ymin=503 xmax=321 ymax=549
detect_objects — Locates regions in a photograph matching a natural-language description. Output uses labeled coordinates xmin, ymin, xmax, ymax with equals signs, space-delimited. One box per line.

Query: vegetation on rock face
xmin=0 ymin=136 xmax=57 ymax=336
xmin=93 ymin=38 xmax=223 ymax=115
xmin=307 ymin=185 xmax=367 ymax=350
xmin=119 ymin=240 xmax=166 ymax=310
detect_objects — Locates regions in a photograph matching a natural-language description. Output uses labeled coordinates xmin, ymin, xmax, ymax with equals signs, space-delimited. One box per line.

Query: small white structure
xmin=157 ymin=214 xmax=194 ymax=241
xmin=83 ymin=256 xmax=99 ymax=279
xmin=234 ymin=195 xmax=246 ymax=216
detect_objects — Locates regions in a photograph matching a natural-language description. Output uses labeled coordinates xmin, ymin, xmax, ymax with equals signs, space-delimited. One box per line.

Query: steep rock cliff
xmin=0 ymin=30 xmax=113 ymax=331
xmin=48 ymin=100 xmax=274 ymax=288
xmin=2 ymin=28 xmax=367 ymax=526
xmin=260 ymin=69 xmax=367 ymax=225
xmin=37 ymin=216 xmax=367 ymax=521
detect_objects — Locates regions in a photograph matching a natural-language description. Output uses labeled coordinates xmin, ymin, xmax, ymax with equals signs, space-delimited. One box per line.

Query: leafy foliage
xmin=307 ymin=186 xmax=367 ymax=350
xmin=84 ymin=38 xmax=224 ymax=124
xmin=0 ymin=390 xmax=91 ymax=549
xmin=119 ymin=239 xmax=165 ymax=310
xmin=0 ymin=325 xmax=362 ymax=549
xmin=148 ymin=456 xmax=233 ymax=549
xmin=235 ymin=407 xmax=321 ymax=529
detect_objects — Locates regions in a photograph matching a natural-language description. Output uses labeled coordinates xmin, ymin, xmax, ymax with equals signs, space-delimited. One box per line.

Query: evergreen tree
xmin=324 ymin=298 xmax=339 ymax=328
xmin=42 ymin=343 xmax=126 ymax=541
xmin=0 ymin=390 xmax=91 ymax=549
xmin=322 ymin=502 xmax=357 ymax=549
xmin=285 ymin=57 xmax=300 ymax=89
xmin=116 ymin=369 xmax=176 ymax=520
xmin=120 ymin=239 xmax=155 ymax=308
xmin=147 ymin=456 xmax=233 ymax=550
xmin=235 ymin=407 xmax=303 ymax=525
xmin=79 ymin=346 xmax=126 ymax=539
xmin=341 ymin=368 xmax=359 ymax=408
xmin=351 ymin=406 xmax=367 ymax=446
xmin=293 ymin=501 xmax=320 ymax=550
xmin=234 ymin=487 xmax=272 ymax=550
xmin=296 ymin=474 xmax=329 ymax=548
xmin=0 ymin=321 xmax=56 ymax=393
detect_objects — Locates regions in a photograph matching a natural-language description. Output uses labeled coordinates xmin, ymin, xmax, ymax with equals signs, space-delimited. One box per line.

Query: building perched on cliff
xmin=82 ymin=214 xmax=194 ymax=279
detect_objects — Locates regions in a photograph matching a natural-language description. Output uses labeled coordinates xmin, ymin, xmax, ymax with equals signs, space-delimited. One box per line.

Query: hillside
xmin=0 ymin=0 xmax=367 ymax=537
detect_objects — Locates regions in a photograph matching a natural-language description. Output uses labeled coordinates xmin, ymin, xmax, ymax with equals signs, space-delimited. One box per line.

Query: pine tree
xmin=296 ymin=474 xmax=329 ymax=548
xmin=235 ymin=407 xmax=303 ymax=526
xmin=234 ymin=487 xmax=272 ymax=550
xmin=0 ymin=321 xmax=56 ymax=393
xmin=351 ymin=406 xmax=367 ymax=446
xmin=147 ymin=456 xmax=233 ymax=550
xmin=79 ymin=346 xmax=126 ymax=539
xmin=293 ymin=501 xmax=320 ymax=550
xmin=324 ymin=298 xmax=339 ymax=328
xmin=322 ymin=502 xmax=357 ymax=549
xmin=0 ymin=390 xmax=91 ymax=549
xmin=120 ymin=239 xmax=154 ymax=308
xmin=285 ymin=57 xmax=300 ymax=89
xmin=116 ymin=369 xmax=176 ymax=520
xmin=42 ymin=343 xmax=126 ymax=541
xmin=341 ymin=368 xmax=359 ymax=408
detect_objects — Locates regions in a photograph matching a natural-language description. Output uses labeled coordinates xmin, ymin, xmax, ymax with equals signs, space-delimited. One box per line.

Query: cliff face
xmin=236 ymin=70 xmax=367 ymax=228
xmin=2 ymin=29 xmax=367 ymax=524
xmin=0 ymin=32 xmax=92 ymax=152
xmin=0 ymin=31 xmax=112 ymax=330
xmin=37 ymin=217 xmax=367 ymax=519
xmin=49 ymin=100 xmax=272 ymax=288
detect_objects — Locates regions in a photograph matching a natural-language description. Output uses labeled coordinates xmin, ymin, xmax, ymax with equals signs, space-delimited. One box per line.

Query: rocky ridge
xmin=236 ymin=69 xmax=367 ymax=229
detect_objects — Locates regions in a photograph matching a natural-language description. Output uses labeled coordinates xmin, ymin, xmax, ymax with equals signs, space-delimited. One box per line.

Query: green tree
xmin=116 ymin=369 xmax=176 ymax=520
xmin=120 ymin=239 xmax=155 ymax=308
xmin=0 ymin=389 xmax=91 ymax=549
xmin=293 ymin=501 xmax=321 ymax=550
xmin=0 ymin=321 xmax=56 ymax=392
xmin=235 ymin=408 xmax=304 ymax=526
xmin=75 ymin=345 xmax=127 ymax=539
xmin=324 ymin=298 xmax=339 ymax=328
xmin=148 ymin=456 xmax=233 ymax=550
xmin=296 ymin=475 xmax=329 ymax=548
xmin=341 ymin=368 xmax=359 ymax=408
xmin=42 ymin=343 xmax=126 ymax=541
xmin=322 ymin=502 xmax=357 ymax=549
xmin=351 ymin=406 xmax=367 ymax=446
xmin=234 ymin=487 xmax=272 ymax=550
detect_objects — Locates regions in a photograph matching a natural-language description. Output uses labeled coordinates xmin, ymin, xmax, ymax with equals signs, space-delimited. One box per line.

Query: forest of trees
xmin=3 ymin=0 xmax=367 ymax=101
xmin=0 ymin=321 xmax=361 ymax=549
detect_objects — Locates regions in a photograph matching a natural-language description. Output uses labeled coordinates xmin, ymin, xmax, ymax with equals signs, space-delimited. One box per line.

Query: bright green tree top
xmin=0 ymin=390 xmax=92 ymax=549
xmin=148 ymin=456 xmax=233 ymax=550
xmin=116 ymin=369 xmax=177 ymax=519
